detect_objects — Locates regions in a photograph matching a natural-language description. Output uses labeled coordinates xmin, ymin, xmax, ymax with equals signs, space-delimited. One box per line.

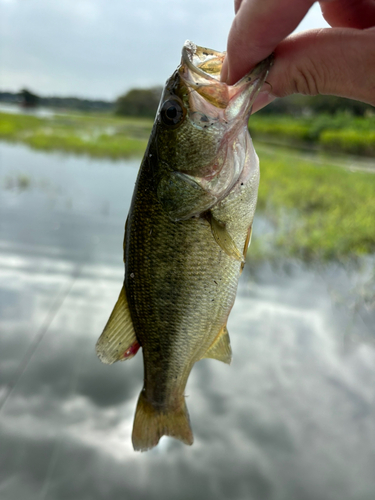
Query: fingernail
xmin=251 ymin=91 xmax=276 ymax=114
xmin=220 ymin=56 xmax=229 ymax=83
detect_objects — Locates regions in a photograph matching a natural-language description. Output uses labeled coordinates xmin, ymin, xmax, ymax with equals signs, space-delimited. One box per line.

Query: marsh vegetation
xmin=0 ymin=109 xmax=374 ymax=261
xmin=0 ymin=112 xmax=150 ymax=159
xmin=249 ymin=113 xmax=375 ymax=156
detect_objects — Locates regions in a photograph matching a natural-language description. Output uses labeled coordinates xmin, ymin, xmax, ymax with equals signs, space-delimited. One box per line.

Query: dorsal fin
xmin=96 ymin=285 xmax=140 ymax=364
xmin=201 ymin=325 xmax=232 ymax=364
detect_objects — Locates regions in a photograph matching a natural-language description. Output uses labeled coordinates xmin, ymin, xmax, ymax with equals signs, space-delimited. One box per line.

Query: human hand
xmin=221 ymin=0 xmax=375 ymax=111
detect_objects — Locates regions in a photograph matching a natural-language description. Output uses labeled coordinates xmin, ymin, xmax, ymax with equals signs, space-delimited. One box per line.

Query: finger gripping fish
xmin=96 ymin=41 xmax=272 ymax=451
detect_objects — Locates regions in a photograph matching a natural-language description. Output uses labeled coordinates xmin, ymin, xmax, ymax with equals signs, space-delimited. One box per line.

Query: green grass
xmin=250 ymin=147 xmax=375 ymax=261
xmin=320 ymin=129 xmax=375 ymax=156
xmin=2 ymin=110 xmax=374 ymax=158
xmin=0 ymin=112 xmax=152 ymax=158
xmin=249 ymin=113 xmax=375 ymax=156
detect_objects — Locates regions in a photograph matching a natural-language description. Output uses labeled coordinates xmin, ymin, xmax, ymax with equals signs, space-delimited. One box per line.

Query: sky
xmin=0 ymin=0 xmax=329 ymax=100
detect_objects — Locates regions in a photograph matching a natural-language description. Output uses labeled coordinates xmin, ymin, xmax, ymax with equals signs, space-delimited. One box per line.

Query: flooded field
xmin=0 ymin=142 xmax=374 ymax=500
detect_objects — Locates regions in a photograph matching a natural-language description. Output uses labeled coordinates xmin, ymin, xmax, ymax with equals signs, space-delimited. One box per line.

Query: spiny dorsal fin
xmin=207 ymin=212 xmax=244 ymax=263
xmin=202 ymin=325 xmax=232 ymax=365
xmin=96 ymin=285 xmax=139 ymax=365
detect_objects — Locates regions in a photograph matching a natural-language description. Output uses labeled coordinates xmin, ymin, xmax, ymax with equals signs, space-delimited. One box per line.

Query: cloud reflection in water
xmin=0 ymin=143 xmax=375 ymax=500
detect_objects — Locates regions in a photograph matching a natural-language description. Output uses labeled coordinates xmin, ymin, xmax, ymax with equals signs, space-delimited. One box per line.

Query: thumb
xmin=252 ymin=27 xmax=375 ymax=113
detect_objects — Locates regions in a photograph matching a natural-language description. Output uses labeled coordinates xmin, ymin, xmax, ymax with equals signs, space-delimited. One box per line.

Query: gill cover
xmin=155 ymin=41 xmax=272 ymax=222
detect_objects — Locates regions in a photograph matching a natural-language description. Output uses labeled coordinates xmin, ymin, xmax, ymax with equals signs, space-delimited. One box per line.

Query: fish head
xmin=153 ymin=41 xmax=272 ymax=220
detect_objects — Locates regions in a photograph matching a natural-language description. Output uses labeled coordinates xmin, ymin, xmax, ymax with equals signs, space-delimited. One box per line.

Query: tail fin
xmin=132 ymin=390 xmax=193 ymax=452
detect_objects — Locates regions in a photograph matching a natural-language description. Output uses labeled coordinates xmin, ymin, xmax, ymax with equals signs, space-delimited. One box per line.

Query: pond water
xmin=0 ymin=142 xmax=374 ymax=500
xmin=0 ymin=103 xmax=57 ymax=118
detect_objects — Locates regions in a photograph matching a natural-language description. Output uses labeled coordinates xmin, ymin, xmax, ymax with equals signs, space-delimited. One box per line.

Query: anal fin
xmin=96 ymin=285 xmax=139 ymax=364
xmin=201 ymin=325 xmax=232 ymax=365
xmin=207 ymin=212 xmax=244 ymax=263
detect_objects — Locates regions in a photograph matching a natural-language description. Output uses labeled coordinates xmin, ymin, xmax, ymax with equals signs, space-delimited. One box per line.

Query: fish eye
xmin=160 ymin=99 xmax=185 ymax=127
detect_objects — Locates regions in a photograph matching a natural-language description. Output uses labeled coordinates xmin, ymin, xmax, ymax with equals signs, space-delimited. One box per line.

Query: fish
xmin=96 ymin=41 xmax=272 ymax=451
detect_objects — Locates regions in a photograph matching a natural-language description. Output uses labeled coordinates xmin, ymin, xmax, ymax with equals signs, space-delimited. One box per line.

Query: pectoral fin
xmin=96 ymin=286 xmax=139 ymax=364
xmin=241 ymin=225 xmax=253 ymax=272
xmin=201 ymin=326 xmax=232 ymax=365
xmin=207 ymin=212 xmax=245 ymax=263
xmin=243 ymin=225 xmax=253 ymax=257
xmin=157 ymin=172 xmax=217 ymax=221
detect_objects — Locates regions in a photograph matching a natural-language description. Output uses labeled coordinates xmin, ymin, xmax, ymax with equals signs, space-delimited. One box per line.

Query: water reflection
xmin=0 ymin=143 xmax=375 ymax=500
xmin=0 ymin=103 xmax=74 ymax=118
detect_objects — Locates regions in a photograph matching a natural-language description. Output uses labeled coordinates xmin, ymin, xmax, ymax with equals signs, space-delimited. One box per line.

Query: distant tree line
xmin=258 ymin=93 xmax=373 ymax=117
xmin=115 ymin=87 xmax=373 ymax=118
xmin=115 ymin=87 xmax=163 ymax=118
xmin=1 ymin=86 xmax=373 ymax=117
xmin=0 ymin=89 xmax=114 ymax=112
xmin=21 ymin=89 xmax=39 ymax=107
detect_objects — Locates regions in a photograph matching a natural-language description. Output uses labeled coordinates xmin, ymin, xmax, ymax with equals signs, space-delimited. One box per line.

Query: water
xmin=0 ymin=143 xmax=374 ymax=500
xmin=0 ymin=103 xmax=57 ymax=118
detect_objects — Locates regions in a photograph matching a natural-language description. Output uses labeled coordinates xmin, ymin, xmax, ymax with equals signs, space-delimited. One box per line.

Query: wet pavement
xmin=0 ymin=142 xmax=375 ymax=500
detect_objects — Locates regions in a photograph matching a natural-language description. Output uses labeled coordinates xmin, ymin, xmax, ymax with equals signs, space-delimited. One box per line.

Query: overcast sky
xmin=0 ymin=0 xmax=329 ymax=100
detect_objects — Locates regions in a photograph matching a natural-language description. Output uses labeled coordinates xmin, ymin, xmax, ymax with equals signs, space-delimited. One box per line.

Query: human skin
xmin=221 ymin=0 xmax=375 ymax=111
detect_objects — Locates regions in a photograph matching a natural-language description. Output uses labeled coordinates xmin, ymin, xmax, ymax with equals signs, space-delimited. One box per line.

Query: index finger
xmin=320 ymin=0 xmax=375 ymax=28
xmin=224 ymin=0 xmax=315 ymax=84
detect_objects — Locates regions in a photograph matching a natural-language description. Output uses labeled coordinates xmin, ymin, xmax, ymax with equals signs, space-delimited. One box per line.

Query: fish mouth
xmin=181 ymin=41 xmax=225 ymax=82
xmin=179 ymin=40 xmax=273 ymax=119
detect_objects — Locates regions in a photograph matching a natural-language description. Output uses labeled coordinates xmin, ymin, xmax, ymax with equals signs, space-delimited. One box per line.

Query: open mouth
xmin=179 ymin=40 xmax=273 ymax=114
xmin=181 ymin=41 xmax=225 ymax=82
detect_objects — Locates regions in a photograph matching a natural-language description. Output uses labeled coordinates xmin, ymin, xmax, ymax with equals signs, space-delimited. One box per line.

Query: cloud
xmin=0 ymin=0 xmax=328 ymax=99
xmin=1 ymin=143 xmax=374 ymax=499
xmin=2 ymin=256 xmax=375 ymax=500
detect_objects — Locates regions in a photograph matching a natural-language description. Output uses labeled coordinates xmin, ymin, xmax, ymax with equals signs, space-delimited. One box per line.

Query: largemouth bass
xmin=96 ymin=41 xmax=272 ymax=451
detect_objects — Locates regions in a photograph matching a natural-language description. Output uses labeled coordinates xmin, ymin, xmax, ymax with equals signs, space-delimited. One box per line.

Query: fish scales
xmin=126 ymin=153 xmax=257 ymax=402
xmin=96 ymin=41 xmax=272 ymax=451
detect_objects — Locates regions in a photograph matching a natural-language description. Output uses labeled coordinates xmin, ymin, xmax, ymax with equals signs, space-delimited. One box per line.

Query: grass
xmin=0 ymin=112 xmax=152 ymax=158
xmin=250 ymin=147 xmax=375 ymax=261
xmin=319 ymin=129 xmax=375 ymax=156
xmin=2 ymin=110 xmax=374 ymax=158
xmin=249 ymin=113 xmax=375 ymax=156
xmin=0 ymin=109 xmax=374 ymax=261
